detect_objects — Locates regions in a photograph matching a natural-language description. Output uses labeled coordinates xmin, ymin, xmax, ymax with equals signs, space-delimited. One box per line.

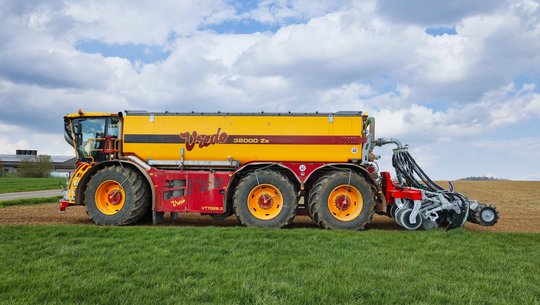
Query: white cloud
xmin=0 ymin=0 xmax=539 ymax=179
xmin=473 ymin=137 xmax=540 ymax=156
xmin=375 ymin=0 xmax=505 ymax=25
xmin=397 ymin=82 xmax=540 ymax=138
xmin=236 ymin=8 xmax=420 ymax=88
xmin=243 ymin=0 xmax=354 ymax=25
xmin=0 ymin=130 xmax=73 ymax=156
xmin=0 ymin=137 xmax=30 ymax=154
xmin=64 ymin=0 xmax=234 ymax=45
xmin=413 ymin=34 xmax=471 ymax=83
xmin=321 ymin=83 xmax=376 ymax=107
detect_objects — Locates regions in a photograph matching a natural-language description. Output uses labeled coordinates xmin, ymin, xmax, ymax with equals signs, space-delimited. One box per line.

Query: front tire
xmin=84 ymin=165 xmax=150 ymax=225
xmin=308 ymin=171 xmax=375 ymax=230
xmin=233 ymin=170 xmax=297 ymax=228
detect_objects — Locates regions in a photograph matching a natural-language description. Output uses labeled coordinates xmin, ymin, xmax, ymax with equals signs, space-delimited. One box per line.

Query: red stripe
xmin=225 ymin=135 xmax=366 ymax=145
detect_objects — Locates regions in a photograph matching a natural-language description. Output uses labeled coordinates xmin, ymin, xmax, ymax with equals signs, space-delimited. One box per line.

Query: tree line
xmin=459 ymin=176 xmax=506 ymax=181
xmin=0 ymin=155 xmax=54 ymax=178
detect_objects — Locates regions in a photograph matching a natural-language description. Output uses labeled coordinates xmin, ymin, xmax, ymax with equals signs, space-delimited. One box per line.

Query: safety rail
xmin=82 ymin=137 xmax=120 ymax=162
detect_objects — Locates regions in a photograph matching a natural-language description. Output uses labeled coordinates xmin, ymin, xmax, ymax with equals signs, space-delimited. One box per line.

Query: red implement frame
xmin=380 ymin=171 xmax=423 ymax=204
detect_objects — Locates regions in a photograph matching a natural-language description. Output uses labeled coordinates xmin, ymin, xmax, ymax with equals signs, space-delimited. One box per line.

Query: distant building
xmin=0 ymin=150 xmax=75 ymax=177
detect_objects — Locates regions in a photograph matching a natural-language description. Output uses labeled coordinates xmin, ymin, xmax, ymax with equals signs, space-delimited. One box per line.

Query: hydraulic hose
xmin=391 ymin=149 xmax=443 ymax=192
xmin=376 ymin=137 xmax=470 ymax=228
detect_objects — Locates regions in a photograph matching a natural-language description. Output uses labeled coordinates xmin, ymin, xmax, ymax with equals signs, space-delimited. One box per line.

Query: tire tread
xmin=233 ymin=170 xmax=297 ymax=228
xmin=307 ymin=171 xmax=375 ymax=230
xmin=85 ymin=165 xmax=150 ymax=226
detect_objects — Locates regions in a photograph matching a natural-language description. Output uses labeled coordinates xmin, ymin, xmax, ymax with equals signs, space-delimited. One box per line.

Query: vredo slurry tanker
xmin=60 ymin=110 xmax=499 ymax=230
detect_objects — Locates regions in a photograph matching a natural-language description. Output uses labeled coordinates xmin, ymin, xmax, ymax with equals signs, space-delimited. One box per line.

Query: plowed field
xmin=1 ymin=181 xmax=538 ymax=232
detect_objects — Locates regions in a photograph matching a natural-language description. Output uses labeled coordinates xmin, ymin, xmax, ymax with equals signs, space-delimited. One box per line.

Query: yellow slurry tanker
xmin=60 ymin=110 xmax=499 ymax=230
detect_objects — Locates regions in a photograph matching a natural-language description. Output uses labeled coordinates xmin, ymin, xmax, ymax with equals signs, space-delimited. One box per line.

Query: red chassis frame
xmin=147 ymin=161 xmax=372 ymax=215
xmin=60 ymin=161 xmax=380 ymax=215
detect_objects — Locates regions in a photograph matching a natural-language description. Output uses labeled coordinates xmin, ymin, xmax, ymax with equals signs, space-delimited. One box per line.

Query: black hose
xmin=392 ymin=149 xmax=444 ymax=192
xmin=391 ymin=148 xmax=470 ymax=228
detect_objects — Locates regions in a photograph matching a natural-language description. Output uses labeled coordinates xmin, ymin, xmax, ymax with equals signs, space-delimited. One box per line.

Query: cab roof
xmin=64 ymin=111 xmax=119 ymax=119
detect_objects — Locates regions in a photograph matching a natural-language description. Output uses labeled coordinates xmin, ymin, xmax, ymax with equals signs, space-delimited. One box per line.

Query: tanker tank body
xmin=120 ymin=111 xmax=369 ymax=165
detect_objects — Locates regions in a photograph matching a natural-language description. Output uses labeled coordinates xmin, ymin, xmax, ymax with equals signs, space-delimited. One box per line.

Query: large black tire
xmin=84 ymin=165 xmax=150 ymax=225
xmin=233 ymin=170 xmax=297 ymax=228
xmin=308 ymin=171 xmax=375 ymax=230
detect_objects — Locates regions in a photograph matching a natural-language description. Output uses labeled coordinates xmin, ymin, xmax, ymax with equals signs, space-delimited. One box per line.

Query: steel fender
xmin=75 ymin=160 xmax=156 ymax=211
xmin=228 ymin=162 xmax=381 ymax=196
xmin=303 ymin=163 xmax=384 ymax=206
xmin=304 ymin=163 xmax=377 ymax=186
xmin=234 ymin=162 xmax=303 ymax=181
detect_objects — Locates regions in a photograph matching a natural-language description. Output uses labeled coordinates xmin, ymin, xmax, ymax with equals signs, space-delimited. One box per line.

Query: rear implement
xmin=376 ymin=138 xmax=499 ymax=230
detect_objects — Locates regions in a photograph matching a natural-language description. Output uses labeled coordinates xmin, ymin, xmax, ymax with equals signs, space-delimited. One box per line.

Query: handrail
xmin=81 ymin=137 xmax=120 ymax=161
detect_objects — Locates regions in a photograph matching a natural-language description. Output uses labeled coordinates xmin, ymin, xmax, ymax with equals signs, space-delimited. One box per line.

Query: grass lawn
xmin=0 ymin=226 xmax=538 ymax=305
xmin=0 ymin=196 xmax=62 ymax=208
xmin=0 ymin=177 xmax=66 ymax=194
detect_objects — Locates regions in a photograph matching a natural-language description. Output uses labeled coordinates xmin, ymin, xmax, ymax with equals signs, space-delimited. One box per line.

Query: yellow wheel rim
xmin=95 ymin=180 xmax=126 ymax=215
xmin=247 ymin=184 xmax=283 ymax=220
xmin=327 ymin=185 xmax=363 ymax=222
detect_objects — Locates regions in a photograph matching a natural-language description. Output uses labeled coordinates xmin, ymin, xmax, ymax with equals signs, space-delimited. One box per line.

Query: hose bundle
xmin=391 ymin=148 xmax=469 ymax=229
xmin=391 ymin=148 xmax=443 ymax=192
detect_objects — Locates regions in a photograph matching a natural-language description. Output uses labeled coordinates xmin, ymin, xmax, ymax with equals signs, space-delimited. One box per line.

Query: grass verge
xmin=0 ymin=177 xmax=65 ymax=194
xmin=0 ymin=226 xmax=538 ymax=305
xmin=0 ymin=196 xmax=62 ymax=208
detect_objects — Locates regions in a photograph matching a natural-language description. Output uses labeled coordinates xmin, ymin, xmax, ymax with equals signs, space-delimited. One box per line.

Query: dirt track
xmin=1 ymin=181 xmax=539 ymax=232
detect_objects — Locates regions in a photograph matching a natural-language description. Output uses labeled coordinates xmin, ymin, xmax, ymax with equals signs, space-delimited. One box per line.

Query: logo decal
xmin=180 ymin=128 xmax=229 ymax=151
xmin=171 ymin=198 xmax=186 ymax=207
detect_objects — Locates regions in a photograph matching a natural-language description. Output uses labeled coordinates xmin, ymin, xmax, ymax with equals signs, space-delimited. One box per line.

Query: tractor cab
xmin=64 ymin=111 xmax=120 ymax=163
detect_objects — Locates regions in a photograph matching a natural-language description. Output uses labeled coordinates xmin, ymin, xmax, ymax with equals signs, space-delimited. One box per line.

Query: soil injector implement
xmin=60 ymin=110 xmax=499 ymax=230
xmin=376 ymin=138 xmax=500 ymax=230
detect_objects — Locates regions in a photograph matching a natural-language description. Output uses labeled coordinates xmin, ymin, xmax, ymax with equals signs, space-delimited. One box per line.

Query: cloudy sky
xmin=0 ymin=0 xmax=539 ymax=180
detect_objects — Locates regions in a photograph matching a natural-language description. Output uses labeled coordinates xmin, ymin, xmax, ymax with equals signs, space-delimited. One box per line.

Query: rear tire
xmin=233 ymin=170 xmax=297 ymax=228
xmin=84 ymin=165 xmax=150 ymax=225
xmin=308 ymin=171 xmax=375 ymax=230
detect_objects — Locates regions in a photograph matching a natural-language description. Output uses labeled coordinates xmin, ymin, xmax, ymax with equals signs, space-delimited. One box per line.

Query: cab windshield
xmin=64 ymin=116 xmax=120 ymax=162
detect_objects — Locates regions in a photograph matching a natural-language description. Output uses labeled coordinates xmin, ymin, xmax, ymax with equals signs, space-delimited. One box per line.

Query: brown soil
xmin=1 ymin=181 xmax=539 ymax=232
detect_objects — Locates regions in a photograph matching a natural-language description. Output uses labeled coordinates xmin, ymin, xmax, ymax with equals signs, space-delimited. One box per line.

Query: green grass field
xmin=0 ymin=226 xmax=538 ymax=305
xmin=0 ymin=177 xmax=66 ymax=194
xmin=0 ymin=196 xmax=62 ymax=207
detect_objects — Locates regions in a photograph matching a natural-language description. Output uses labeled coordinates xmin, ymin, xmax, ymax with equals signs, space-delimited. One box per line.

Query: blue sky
xmin=75 ymin=40 xmax=172 ymax=64
xmin=0 ymin=0 xmax=539 ymax=180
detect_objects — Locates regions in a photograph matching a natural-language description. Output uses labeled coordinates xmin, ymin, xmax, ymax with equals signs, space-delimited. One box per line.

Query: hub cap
xmin=480 ymin=208 xmax=495 ymax=222
xmin=95 ymin=180 xmax=126 ymax=215
xmin=327 ymin=185 xmax=363 ymax=222
xmin=247 ymin=184 xmax=283 ymax=220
